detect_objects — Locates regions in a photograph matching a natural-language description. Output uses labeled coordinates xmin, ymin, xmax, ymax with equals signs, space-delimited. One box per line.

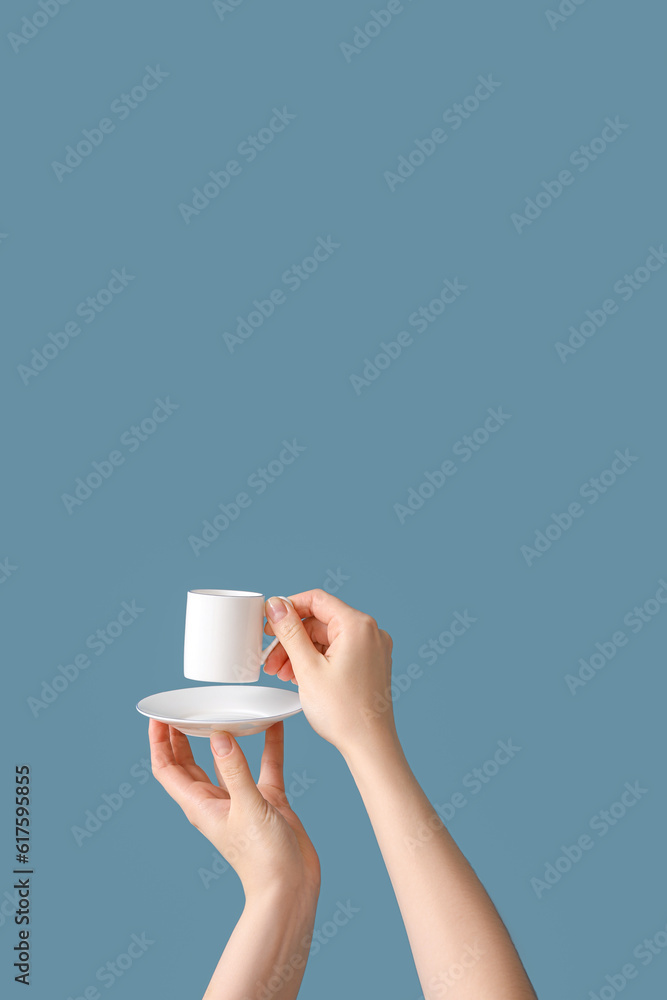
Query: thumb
xmin=265 ymin=596 xmax=320 ymax=679
xmin=210 ymin=732 xmax=262 ymax=809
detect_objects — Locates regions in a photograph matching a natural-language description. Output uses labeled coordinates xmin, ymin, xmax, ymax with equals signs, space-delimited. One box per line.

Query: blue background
xmin=1 ymin=0 xmax=666 ymax=997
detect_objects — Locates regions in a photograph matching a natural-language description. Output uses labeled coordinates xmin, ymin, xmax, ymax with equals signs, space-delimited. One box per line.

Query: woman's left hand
xmin=149 ymin=720 xmax=320 ymax=901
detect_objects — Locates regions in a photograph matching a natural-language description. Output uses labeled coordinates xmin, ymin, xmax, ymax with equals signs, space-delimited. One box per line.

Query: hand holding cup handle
xmin=261 ymin=589 xmax=397 ymax=755
xmin=259 ymin=597 xmax=294 ymax=666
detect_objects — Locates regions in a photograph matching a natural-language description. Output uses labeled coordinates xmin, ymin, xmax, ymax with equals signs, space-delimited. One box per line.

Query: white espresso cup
xmin=183 ymin=589 xmax=282 ymax=683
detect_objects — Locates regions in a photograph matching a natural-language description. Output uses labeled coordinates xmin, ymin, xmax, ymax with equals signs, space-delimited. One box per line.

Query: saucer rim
xmin=135 ymin=685 xmax=302 ymax=727
xmin=135 ymin=705 xmax=303 ymax=726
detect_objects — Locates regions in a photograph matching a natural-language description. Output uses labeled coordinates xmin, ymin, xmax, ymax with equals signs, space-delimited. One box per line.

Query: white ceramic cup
xmin=183 ymin=589 xmax=281 ymax=683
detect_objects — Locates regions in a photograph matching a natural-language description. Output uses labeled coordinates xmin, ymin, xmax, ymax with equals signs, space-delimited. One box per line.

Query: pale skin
xmin=148 ymin=719 xmax=320 ymax=999
xmin=149 ymin=589 xmax=538 ymax=999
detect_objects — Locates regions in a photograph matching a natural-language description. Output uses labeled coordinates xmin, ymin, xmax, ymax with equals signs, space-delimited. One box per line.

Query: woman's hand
xmin=148 ymin=719 xmax=320 ymax=902
xmin=265 ymin=594 xmax=538 ymax=1000
xmin=262 ymin=590 xmax=398 ymax=760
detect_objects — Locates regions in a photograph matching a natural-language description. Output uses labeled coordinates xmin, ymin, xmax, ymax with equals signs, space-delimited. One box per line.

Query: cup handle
xmin=259 ymin=596 xmax=295 ymax=664
xmin=259 ymin=636 xmax=280 ymax=664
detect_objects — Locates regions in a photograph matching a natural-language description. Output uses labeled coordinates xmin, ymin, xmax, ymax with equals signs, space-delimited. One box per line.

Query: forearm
xmin=203 ymin=884 xmax=318 ymax=1000
xmin=343 ymin=735 xmax=537 ymax=1000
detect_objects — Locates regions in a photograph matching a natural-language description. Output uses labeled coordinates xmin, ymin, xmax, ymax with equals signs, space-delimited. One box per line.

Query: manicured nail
xmin=266 ymin=597 xmax=289 ymax=622
xmin=211 ymin=732 xmax=232 ymax=756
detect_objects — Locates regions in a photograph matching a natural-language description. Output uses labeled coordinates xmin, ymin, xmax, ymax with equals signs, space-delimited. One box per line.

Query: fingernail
xmin=266 ymin=596 xmax=289 ymax=622
xmin=211 ymin=732 xmax=232 ymax=756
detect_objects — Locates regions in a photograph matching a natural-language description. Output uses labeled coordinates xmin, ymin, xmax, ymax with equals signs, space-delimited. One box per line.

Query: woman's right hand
xmin=265 ymin=593 xmax=540 ymax=1000
xmin=262 ymin=591 xmax=398 ymax=759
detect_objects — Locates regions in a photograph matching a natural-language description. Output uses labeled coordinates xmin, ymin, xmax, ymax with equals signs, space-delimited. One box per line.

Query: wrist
xmin=339 ymin=725 xmax=406 ymax=776
xmin=243 ymin=877 xmax=319 ymax=916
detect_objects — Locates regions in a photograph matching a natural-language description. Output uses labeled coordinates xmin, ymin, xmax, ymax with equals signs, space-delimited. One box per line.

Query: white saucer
xmin=136 ymin=685 xmax=302 ymax=737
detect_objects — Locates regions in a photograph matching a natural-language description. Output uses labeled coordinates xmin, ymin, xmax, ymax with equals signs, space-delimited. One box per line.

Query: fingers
xmin=258 ymin=722 xmax=285 ymax=792
xmin=264 ymin=597 xmax=323 ymax=680
xmin=275 ymin=589 xmax=359 ymax=628
xmin=301 ymin=616 xmax=330 ymax=646
xmin=276 ymin=662 xmax=296 ymax=682
xmin=264 ymin=590 xmax=352 ymax=635
xmin=263 ymin=592 xmax=382 ymax=684
xmin=169 ymin=724 xmax=196 ymax=767
xmin=149 ymin=721 xmax=217 ymax=812
xmin=169 ymin=725 xmax=215 ymax=784
xmin=149 ymin=719 xmax=176 ymax=770
xmin=263 ymin=642 xmax=289 ymax=675
xmin=210 ymin=732 xmax=264 ymax=811
xmin=263 ymin=590 xmax=369 ymax=657
xmin=259 ymin=636 xmax=281 ymax=665
xmin=265 ymin=614 xmax=330 ymax=645
xmin=268 ymin=658 xmax=298 ymax=683
xmin=263 ymin=617 xmax=328 ymax=677
xmin=266 ymin=620 xmax=327 ymax=677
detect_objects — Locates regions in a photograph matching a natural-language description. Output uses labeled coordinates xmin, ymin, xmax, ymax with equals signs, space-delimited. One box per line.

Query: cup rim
xmin=188 ymin=589 xmax=263 ymax=598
